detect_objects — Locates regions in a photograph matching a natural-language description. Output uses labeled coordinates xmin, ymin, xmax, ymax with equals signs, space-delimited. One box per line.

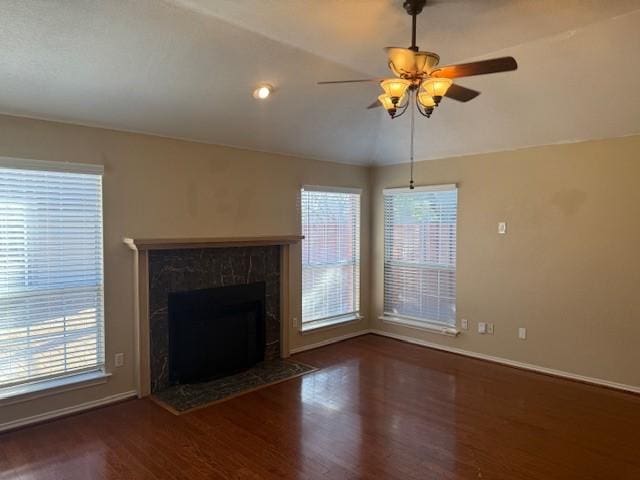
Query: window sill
xmin=301 ymin=314 xmax=362 ymax=334
xmin=0 ymin=370 xmax=111 ymax=406
xmin=379 ymin=315 xmax=459 ymax=337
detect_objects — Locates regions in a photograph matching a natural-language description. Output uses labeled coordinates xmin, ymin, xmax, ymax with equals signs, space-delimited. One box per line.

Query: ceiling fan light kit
xmin=377 ymin=94 xmax=397 ymax=116
xmin=318 ymin=0 xmax=518 ymax=187
xmin=380 ymin=78 xmax=412 ymax=104
xmin=421 ymin=78 xmax=452 ymax=104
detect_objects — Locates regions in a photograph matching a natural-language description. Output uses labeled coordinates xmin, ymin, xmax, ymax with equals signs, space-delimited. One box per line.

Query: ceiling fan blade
xmin=317 ymin=79 xmax=380 ymax=85
xmin=445 ymin=84 xmax=481 ymax=102
xmin=367 ymin=100 xmax=381 ymax=109
xmin=432 ymin=56 xmax=517 ymax=79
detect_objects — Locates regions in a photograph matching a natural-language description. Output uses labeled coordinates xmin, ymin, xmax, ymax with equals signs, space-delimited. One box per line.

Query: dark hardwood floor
xmin=1 ymin=334 xmax=639 ymax=479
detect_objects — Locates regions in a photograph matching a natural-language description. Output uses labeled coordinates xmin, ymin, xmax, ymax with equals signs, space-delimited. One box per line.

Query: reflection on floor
xmin=1 ymin=334 xmax=639 ymax=479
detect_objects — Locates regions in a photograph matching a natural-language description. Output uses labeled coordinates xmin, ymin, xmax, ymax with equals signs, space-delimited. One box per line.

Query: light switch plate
xmin=478 ymin=322 xmax=487 ymax=334
xmin=498 ymin=222 xmax=507 ymax=234
xmin=518 ymin=327 xmax=527 ymax=340
xmin=461 ymin=318 xmax=469 ymax=330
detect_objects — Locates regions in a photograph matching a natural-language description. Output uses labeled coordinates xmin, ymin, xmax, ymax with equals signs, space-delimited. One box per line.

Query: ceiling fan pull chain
xmin=410 ymin=91 xmax=415 ymax=190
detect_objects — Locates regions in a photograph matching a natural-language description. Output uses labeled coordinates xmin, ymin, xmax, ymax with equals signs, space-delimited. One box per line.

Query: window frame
xmin=381 ymin=184 xmax=459 ymax=336
xmin=300 ymin=185 xmax=362 ymax=332
xmin=0 ymin=157 xmax=107 ymax=402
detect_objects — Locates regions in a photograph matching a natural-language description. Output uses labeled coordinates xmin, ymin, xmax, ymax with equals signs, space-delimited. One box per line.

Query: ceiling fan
xmin=318 ymin=0 xmax=518 ymax=120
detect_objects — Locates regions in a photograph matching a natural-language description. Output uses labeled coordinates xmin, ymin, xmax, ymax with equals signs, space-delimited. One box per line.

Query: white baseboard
xmin=0 ymin=390 xmax=137 ymax=433
xmin=370 ymin=329 xmax=640 ymax=395
xmin=289 ymin=329 xmax=371 ymax=354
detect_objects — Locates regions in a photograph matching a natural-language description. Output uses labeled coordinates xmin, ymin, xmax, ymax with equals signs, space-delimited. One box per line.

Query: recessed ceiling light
xmin=253 ymin=84 xmax=272 ymax=100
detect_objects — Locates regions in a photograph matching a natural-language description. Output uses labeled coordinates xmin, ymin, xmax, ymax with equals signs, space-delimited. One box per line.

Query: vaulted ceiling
xmin=2 ymin=1 xmax=639 ymax=165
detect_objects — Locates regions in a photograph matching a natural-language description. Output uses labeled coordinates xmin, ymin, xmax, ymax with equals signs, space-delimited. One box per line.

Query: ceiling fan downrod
xmin=403 ymin=0 xmax=426 ymax=51
xmin=316 ymin=0 xmax=517 ymax=190
xmin=402 ymin=1 xmax=426 ymax=189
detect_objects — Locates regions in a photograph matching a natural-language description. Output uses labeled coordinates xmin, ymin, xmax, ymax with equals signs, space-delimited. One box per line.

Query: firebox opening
xmin=168 ymin=282 xmax=266 ymax=385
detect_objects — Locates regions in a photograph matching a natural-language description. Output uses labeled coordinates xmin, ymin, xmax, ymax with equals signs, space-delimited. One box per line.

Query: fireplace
xmin=144 ymin=244 xmax=286 ymax=393
xmin=124 ymin=235 xmax=302 ymax=397
xmin=168 ymin=282 xmax=266 ymax=384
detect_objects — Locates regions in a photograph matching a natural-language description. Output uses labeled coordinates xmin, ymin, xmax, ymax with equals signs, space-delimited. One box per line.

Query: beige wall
xmin=0 ymin=114 xmax=371 ymax=426
xmin=1 ymin=112 xmax=638 ymax=428
xmin=371 ymin=135 xmax=640 ymax=388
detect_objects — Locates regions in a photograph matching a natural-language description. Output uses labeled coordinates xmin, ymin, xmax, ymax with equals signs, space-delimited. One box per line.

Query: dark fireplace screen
xmin=168 ymin=282 xmax=266 ymax=384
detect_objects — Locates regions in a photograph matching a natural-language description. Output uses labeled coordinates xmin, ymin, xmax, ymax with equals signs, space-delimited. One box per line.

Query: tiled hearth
xmin=153 ymin=358 xmax=316 ymax=413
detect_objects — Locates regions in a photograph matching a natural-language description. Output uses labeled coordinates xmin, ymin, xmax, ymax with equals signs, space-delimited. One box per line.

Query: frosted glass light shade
xmin=422 ymin=78 xmax=453 ymax=98
xmin=378 ymin=94 xmax=396 ymax=111
xmin=385 ymin=48 xmax=440 ymax=76
xmin=414 ymin=52 xmax=440 ymax=74
xmin=386 ymin=48 xmax=416 ymax=76
xmin=380 ymin=79 xmax=411 ymax=100
xmin=417 ymin=92 xmax=436 ymax=108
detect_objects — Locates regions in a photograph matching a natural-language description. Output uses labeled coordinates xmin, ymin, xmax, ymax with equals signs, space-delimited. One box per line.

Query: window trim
xmin=379 ymin=315 xmax=459 ymax=336
xmin=0 ymin=156 xmax=104 ymax=175
xmin=301 ymin=313 xmax=363 ymax=334
xmin=0 ymin=370 xmax=111 ymax=406
xmin=383 ymin=183 xmax=458 ymax=329
xmin=0 ymin=157 xmax=106 ymax=392
xmin=300 ymin=185 xmax=362 ymax=332
xmin=302 ymin=185 xmax=362 ymax=195
xmin=383 ymin=183 xmax=457 ymax=194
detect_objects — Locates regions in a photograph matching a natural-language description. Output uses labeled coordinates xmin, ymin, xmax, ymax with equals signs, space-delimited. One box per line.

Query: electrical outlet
xmin=518 ymin=327 xmax=527 ymax=340
xmin=498 ymin=222 xmax=507 ymax=234
xmin=114 ymin=353 xmax=124 ymax=367
xmin=487 ymin=323 xmax=494 ymax=335
xmin=461 ymin=318 xmax=469 ymax=330
xmin=478 ymin=322 xmax=487 ymax=334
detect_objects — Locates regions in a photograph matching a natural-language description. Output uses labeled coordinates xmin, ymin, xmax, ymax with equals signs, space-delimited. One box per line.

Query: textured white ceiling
xmin=1 ymin=0 xmax=639 ymax=165
xmin=179 ymin=0 xmax=640 ymax=75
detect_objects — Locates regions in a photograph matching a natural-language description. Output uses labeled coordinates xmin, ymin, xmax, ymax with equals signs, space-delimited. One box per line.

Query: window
xmin=301 ymin=186 xmax=360 ymax=331
xmin=0 ymin=158 xmax=104 ymax=390
xmin=383 ymin=184 xmax=457 ymax=329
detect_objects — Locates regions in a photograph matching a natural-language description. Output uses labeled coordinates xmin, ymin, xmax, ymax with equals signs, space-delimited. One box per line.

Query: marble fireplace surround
xmin=124 ymin=235 xmax=303 ymax=397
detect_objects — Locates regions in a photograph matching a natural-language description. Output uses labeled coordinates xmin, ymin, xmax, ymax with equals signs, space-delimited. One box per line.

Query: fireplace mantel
xmin=123 ymin=235 xmax=303 ymax=251
xmin=124 ymin=235 xmax=301 ymax=397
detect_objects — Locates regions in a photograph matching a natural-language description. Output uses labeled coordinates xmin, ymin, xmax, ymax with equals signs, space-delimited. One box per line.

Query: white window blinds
xmin=0 ymin=160 xmax=104 ymax=389
xmin=384 ymin=185 xmax=457 ymax=326
xmin=301 ymin=187 xmax=360 ymax=329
